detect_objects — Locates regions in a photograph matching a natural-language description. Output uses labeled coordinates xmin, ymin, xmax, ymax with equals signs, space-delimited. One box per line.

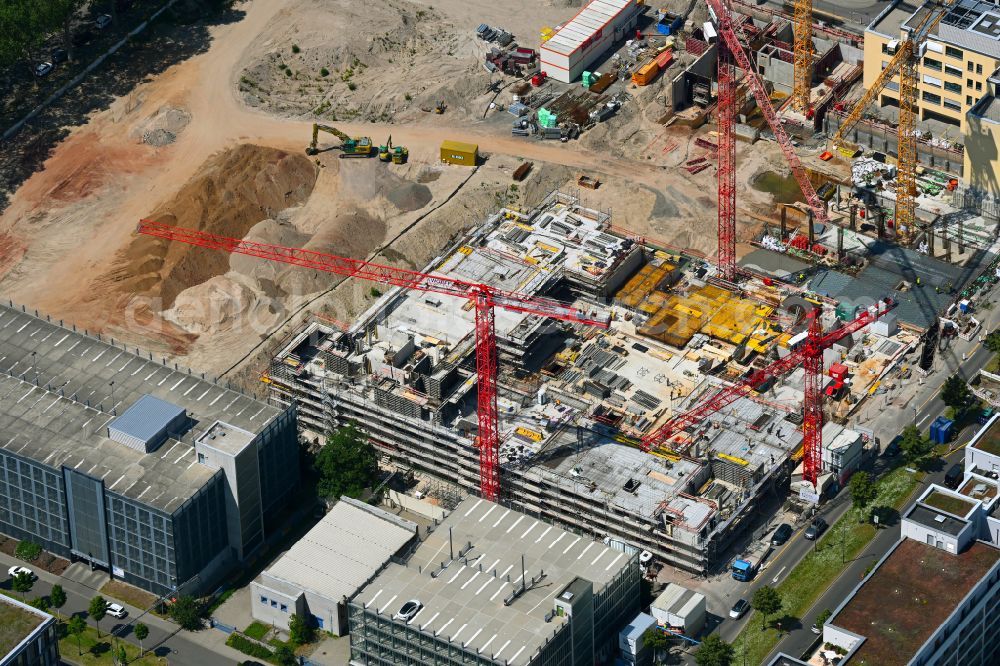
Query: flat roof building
xmin=540 ymin=0 xmax=642 ymax=83
xmin=0 ymin=596 xmax=59 ymax=666
xmin=251 ymin=498 xmax=419 ymax=636
xmin=347 ymin=498 xmax=641 ymax=666
xmin=0 ymin=302 xmax=300 ymax=595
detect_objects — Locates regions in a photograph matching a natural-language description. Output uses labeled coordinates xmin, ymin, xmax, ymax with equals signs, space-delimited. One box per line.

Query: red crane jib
xmin=641 ymin=301 xmax=894 ymax=461
xmin=136 ymin=219 xmax=609 ymax=502
xmin=705 ymin=0 xmax=829 ymax=226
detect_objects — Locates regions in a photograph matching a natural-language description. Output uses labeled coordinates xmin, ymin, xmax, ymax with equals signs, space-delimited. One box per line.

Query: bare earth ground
xmin=0 ymin=0 xmax=794 ymax=386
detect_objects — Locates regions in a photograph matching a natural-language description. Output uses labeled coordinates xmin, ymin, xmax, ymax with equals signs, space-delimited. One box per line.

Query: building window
xmin=922 ymin=91 xmax=941 ymax=104
xmin=197 ymin=453 xmax=206 ymax=464
xmin=968 ymin=61 xmax=974 ymax=72
xmin=944 ymin=65 xmax=962 ymax=77
xmin=923 ymin=57 xmax=942 ymax=70
xmin=969 ymin=78 xmax=975 ymax=87
xmin=977 ymin=82 xmax=983 ymax=91
xmin=977 ymin=63 xmax=983 ymax=74
xmin=270 ymin=600 xmax=277 ymax=608
xmin=944 ymin=81 xmax=961 ymax=93
xmin=945 ymin=46 xmax=963 ymax=59
xmin=882 ymin=43 xmax=888 ymax=54
xmin=968 ymin=95 xmax=974 ymax=105
xmin=313 ymin=616 xmax=324 ymax=629
xmin=944 ymin=99 xmax=961 ymax=111
xmin=280 ymin=604 xmax=288 ymax=613
xmin=260 ymin=596 xmax=268 ymax=604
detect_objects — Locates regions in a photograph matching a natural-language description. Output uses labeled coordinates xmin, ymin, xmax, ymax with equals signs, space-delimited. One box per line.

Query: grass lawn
xmin=922 ymin=490 xmax=974 ymax=516
xmin=0 ymin=600 xmax=43 ymax=655
xmin=244 ymin=620 xmax=270 ymax=641
xmin=732 ymin=467 xmax=921 ymax=665
xmin=59 ymin=622 xmax=166 ymax=666
xmin=100 ymin=580 xmax=158 ymax=613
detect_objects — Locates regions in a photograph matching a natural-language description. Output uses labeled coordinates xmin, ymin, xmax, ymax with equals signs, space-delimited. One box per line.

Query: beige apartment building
xmin=862 ymin=0 xmax=1000 ymax=194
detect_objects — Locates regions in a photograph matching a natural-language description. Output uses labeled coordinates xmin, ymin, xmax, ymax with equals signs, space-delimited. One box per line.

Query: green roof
xmin=0 ymin=599 xmax=43 ymax=656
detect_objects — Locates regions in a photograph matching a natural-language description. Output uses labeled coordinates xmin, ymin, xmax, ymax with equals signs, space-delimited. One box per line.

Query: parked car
xmin=729 ymin=598 xmax=750 ymax=619
xmin=50 ymin=47 xmax=68 ymax=64
xmin=771 ymin=523 xmax=793 ymax=546
xmin=34 ymin=62 xmax=53 ymax=77
xmin=945 ymin=463 xmax=964 ymax=489
xmin=811 ymin=621 xmax=822 ymax=634
xmin=883 ymin=436 xmax=901 ymax=457
xmin=8 ymin=566 xmax=35 ymax=580
xmin=804 ymin=516 xmax=828 ymax=540
xmin=95 ymin=14 xmax=113 ymax=29
xmin=105 ymin=602 xmax=128 ymax=619
xmin=393 ymin=599 xmax=422 ymax=622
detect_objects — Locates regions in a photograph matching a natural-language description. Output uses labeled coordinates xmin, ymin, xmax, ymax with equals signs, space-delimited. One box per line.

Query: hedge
xmin=226 ymin=633 xmax=275 ymax=661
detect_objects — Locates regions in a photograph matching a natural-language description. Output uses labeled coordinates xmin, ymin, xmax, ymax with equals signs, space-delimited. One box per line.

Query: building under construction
xmin=263 ymin=192 xmax=875 ymax=574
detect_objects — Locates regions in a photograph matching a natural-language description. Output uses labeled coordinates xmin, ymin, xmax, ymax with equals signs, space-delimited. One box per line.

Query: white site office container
xmin=539 ymin=0 xmax=641 ymax=83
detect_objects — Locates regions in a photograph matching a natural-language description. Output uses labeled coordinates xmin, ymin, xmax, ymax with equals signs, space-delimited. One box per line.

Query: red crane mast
xmin=707 ymin=0 xmax=829 ymax=279
xmin=641 ymin=300 xmax=894 ymax=486
xmin=136 ymin=220 xmax=610 ymax=501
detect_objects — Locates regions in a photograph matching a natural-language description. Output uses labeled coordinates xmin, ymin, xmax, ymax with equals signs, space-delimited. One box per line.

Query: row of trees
xmin=0 ymin=1 xmax=90 ymax=68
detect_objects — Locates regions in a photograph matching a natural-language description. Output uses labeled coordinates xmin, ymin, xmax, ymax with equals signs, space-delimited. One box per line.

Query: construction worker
xmin=916 ymin=277 xmax=921 ymax=286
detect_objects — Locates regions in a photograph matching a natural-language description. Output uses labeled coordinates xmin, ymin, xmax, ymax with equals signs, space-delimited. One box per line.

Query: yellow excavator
xmin=378 ymin=136 xmax=409 ymax=164
xmin=306 ymin=124 xmax=374 ymax=157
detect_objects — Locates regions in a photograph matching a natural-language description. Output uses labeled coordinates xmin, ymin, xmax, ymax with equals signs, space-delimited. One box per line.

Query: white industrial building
xmin=250 ymin=498 xmax=418 ymax=635
xmin=539 ymin=0 xmax=642 ymax=83
xmin=649 ymin=583 xmax=706 ymax=637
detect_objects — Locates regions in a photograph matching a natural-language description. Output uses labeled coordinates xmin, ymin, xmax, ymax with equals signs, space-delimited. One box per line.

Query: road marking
xmin=772 ymin=566 xmax=786 ymax=583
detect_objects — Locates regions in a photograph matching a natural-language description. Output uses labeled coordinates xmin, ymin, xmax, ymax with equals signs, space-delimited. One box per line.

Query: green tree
xmin=940 ymin=374 xmax=972 ymax=412
xmin=849 ymin=471 xmax=878 ymax=520
xmin=11 ymin=571 xmax=33 ymax=600
xmin=751 ymin=586 xmax=783 ymax=631
xmin=67 ymin=614 xmax=86 ymax=656
xmin=814 ymin=608 xmax=833 ymax=630
xmin=29 ymin=596 xmax=50 ymax=612
xmin=88 ymin=595 xmax=107 ymax=637
xmin=315 ymin=423 xmax=378 ymax=499
xmin=899 ymin=424 xmax=934 ymax=463
xmin=986 ymin=331 xmax=1000 ymax=354
xmin=134 ymin=622 xmax=149 ymax=657
xmin=15 ymin=540 xmax=41 ymax=562
xmin=695 ymin=633 xmax=734 ymax=666
xmin=643 ymin=627 xmax=670 ymax=663
xmin=113 ymin=644 xmax=127 ymax=666
xmin=274 ymin=644 xmax=297 ymax=666
xmin=50 ymin=584 xmax=66 ymax=616
xmin=169 ymin=595 xmax=203 ymax=631
xmin=289 ymin=612 xmax=315 ymax=645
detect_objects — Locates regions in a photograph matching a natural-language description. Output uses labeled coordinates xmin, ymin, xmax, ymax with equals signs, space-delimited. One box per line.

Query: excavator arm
xmin=307 ymin=124 xmax=352 ymax=154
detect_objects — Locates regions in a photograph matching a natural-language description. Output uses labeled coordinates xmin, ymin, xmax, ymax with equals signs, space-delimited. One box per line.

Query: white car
xmin=95 ymin=14 xmax=113 ymax=29
xmin=34 ymin=62 xmax=53 ymax=77
xmin=106 ymin=602 xmax=128 ymax=619
xmin=8 ymin=566 xmax=35 ymax=579
xmin=392 ymin=600 xmax=422 ymax=622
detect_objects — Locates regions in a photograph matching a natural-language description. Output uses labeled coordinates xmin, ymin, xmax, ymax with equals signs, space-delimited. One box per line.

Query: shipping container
xmin=440 ymin=140 xmax=478 ymax=166
xmin=631 ymin=61 xmax=659 ymax=86
xmin=653 ymin=48 xmax=673 ymax=69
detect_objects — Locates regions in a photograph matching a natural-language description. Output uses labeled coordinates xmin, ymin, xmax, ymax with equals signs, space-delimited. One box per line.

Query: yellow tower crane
xmin=792 ymin=0 xmax=813 ymax=111
xmin=830 ymin=0 xmax=956 ymax=241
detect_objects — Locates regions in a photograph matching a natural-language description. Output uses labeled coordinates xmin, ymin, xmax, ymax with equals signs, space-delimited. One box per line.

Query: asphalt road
xmin=0 ymin=551 xmax=229 ymax=666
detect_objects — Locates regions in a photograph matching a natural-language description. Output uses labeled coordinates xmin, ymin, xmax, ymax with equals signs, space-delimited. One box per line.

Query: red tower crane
xmin=135 ymin=220 xmax=610 ymax=501
xmin=708 ymin=0 xmax=829 ymax=280
xmin=641 ymin=300 xmax=894 ymax=486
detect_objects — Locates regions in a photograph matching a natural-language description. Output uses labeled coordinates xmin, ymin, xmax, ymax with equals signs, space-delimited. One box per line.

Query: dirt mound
xmin=336 ymin=160 xmax=432 ymax=212
xmin=100 ymin=144 xmax=318 ymax=309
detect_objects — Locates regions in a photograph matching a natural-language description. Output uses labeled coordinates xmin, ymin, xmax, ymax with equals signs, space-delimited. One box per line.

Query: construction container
xmin=654 ymin=48 xmax=673 ymax=69
xmin=930 ymin=417 xmax=954 ymax=444
xmin=632 ymin=61 xmax=659 ymax=86
xmin=440 ymin=140 xmax=478 ymax=166
xmin=589 ymin=73 xmax=615 ymax=94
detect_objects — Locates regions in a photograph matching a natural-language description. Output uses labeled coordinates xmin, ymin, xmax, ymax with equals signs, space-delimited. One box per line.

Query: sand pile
xmin=100 ymin=144 xmax=318 ymax=309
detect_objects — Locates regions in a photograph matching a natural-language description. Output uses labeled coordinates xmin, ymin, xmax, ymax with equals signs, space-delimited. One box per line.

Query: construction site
xmin=2 ymin=0 xmax=1000 ymax=624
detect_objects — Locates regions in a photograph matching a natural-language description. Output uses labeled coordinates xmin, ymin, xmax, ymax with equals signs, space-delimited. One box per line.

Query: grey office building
xmin=0 ymin=302 xmax=299 ymax=595
xmin=348 ymin=498 xmax=641 ymax=666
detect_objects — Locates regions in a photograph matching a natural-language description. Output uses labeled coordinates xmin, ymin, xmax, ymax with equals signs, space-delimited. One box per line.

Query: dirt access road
xmin=0 ymin=0 xmax=666 ymax=328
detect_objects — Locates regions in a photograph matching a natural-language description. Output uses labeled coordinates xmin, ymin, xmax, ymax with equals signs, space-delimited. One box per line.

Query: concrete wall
xmin=250 ymin=579 xmax=305 ymax=632
xmin=385 ymin=490 xmax=447 ymax=522
xmin=901 ymin=511 xmax=968 ymax=555
xmin=824 ymin=112 xmax=966 ymax=175
xmin=964 ymin=105 xmax=1000 ymax=196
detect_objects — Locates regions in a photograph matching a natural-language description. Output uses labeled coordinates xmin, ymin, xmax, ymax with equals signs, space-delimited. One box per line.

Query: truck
xmin=731 ymin=556 xmax=760 ymax=582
